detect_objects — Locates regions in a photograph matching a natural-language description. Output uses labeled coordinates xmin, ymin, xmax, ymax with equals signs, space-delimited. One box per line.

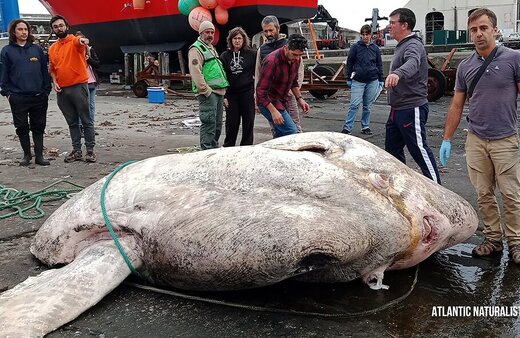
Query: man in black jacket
xmin=0 ymin=19 xmax=51 ymax=166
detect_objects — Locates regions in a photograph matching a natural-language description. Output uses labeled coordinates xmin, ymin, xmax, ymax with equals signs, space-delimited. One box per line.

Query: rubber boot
xmin=19 ymin=134 xmax=32 ymax=166
xmin=33 ymin=133 xmax=50 ymax=166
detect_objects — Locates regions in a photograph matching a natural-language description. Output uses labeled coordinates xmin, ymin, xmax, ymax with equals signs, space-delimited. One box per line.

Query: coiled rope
xmin=0 ymin=180 xmax=84 ymax=219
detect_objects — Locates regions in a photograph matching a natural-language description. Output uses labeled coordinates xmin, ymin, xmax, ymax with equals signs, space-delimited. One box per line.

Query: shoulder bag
xmin=467 ymin=46 xmax=498 ymax=99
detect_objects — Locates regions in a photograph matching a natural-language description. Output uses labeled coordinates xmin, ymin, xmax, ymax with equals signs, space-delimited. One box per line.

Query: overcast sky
xmin=18 ymin=0 xmax=408 ymax=31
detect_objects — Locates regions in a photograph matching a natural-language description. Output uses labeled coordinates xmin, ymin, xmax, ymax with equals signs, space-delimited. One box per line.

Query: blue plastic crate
xmin=147 ymin=87 xmax=165 ymax=103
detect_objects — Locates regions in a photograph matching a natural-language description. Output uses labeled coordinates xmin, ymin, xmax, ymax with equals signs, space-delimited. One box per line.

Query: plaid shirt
xmin=256 ymin=47 xmax=300 ymax=111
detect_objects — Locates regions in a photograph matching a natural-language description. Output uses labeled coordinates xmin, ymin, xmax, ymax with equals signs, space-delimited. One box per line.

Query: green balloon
xmin=178 ymin=0 xmax=200 ymax=16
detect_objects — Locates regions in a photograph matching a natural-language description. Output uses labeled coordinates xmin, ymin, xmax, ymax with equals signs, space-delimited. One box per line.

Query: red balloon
xmin=212 ymin=26 xmax=220 ymax=45
xmin=199 ymin=0 xmax=217 ymax=9
xmin=217 ymin=0 xmax=235 ymax=9
xmin=215 ymin=6 xmax=228 ymax=25
xmin=188 ymin=7 xmax=213 ymax=32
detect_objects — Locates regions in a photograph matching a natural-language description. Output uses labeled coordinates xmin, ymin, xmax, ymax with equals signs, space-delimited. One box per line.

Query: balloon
xmin=178 ymin=0 xmax=200 ymax=16
xmin=188 ymin=7 xmax=213 ymax=32
xmin=214 ymin=6 xmax=228 ymax=25
xmin=217 ymin=0 xmax=235 ymax=9
xmin=199 ymin=0 xmax=217 ymax=9
xmin=212 ymin=26 xmax=220 ymax=45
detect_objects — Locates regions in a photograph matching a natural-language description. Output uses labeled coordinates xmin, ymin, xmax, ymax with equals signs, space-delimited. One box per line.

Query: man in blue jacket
xmin=0 ymin=19 xmax=51 ymax=166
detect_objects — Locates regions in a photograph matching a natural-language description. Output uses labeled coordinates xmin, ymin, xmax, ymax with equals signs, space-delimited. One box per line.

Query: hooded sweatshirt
xmin=0 ymin=40 xmax=51 ymax=96
xmin=386 ymin=34 xmax=428 ymax=110
xmin=345 ymin=39 xmax=384 ymax=83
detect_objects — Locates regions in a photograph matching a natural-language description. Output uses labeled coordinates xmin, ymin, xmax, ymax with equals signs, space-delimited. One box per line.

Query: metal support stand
xmin=124 ymin=53 xmax=132 ymax=85
xmin=133 ymin=53 xmax=143 ymax=83
xmin=158 ymin=52 xmax=170 ymax=87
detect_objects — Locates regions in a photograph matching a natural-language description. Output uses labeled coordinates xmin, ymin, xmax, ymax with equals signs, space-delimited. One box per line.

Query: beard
xmin=56 ymin=31 xmax=68 ymax=39
xmin=203 ymin=36 xmax=213 ymax=45
xmin=266 ymin=33 xmax=279 ymax=43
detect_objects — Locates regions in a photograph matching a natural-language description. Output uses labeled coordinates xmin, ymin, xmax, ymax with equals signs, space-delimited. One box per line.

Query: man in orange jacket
xmin=48 ymin=15 xmax=97 ymax=163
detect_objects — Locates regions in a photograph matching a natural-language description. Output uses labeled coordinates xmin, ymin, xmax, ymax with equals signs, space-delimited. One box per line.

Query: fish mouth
xmin=422 ymin=216 xmax=438 ymax=244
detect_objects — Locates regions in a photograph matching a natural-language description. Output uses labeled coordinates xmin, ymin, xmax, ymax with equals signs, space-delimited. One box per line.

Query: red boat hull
xmin=40 ymin=0 xmax=317 ymax=64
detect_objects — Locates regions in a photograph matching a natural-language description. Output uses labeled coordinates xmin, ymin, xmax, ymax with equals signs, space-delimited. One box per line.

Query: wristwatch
xmin=296 ymin=96 xmax=303 ymax=100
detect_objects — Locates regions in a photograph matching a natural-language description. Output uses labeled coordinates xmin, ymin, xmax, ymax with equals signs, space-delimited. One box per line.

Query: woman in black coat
xmin=219 ymin=27 xmax=257 ymax=146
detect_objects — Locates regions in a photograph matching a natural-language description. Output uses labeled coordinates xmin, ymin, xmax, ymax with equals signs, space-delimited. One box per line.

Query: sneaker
xmin=361 ymin=128 xmax=373 ymax=135
xmin=64 ymin=150 xmax=83 ymax=163
xmin=341 ymin=129 xmax=351 ymax=134
xmin=509 ymin=244 xmax=520 ymax=264
xmin=472 ymin=238 xmax=503 ymax=257
xmin=85 ymin=151 xmax=97 ymax=163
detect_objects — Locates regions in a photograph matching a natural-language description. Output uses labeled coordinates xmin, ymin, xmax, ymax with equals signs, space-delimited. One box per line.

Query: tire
xmin=133 ymin=80 xmax=149 ymax=98
xmin=308 ymin=65 xmax=338 ymax=100
xmin=427 ymin=68 xmax=446 ymax=102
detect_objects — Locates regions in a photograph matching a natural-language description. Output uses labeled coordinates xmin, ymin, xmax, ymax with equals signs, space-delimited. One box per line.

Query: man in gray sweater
xmin=384 ymin=8 xmax=440 ymax=184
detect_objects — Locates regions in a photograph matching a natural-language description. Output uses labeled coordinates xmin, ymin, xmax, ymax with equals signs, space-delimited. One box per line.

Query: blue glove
xmin=378 ymin=81 xmax=385 ymax=89
xmin=346 ymin=80 xmax=352 ymax=87
xmin=439 ymin=140 xmax=451 ymax=166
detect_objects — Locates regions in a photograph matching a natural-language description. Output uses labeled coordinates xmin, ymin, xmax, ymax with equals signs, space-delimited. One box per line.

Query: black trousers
xmin=223 ymin=89 xmax=255 ymax=147
xmin=9 ymin=93 xmax=48 ymax=138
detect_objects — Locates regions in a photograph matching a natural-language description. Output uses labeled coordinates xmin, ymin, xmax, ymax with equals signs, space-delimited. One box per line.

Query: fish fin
xmin=0 ymin=241 xmax=141 ymax=337
xmin=368 ymin=173 xmax=405 ymax=199
xmin=259 ymin=132 xmax=338 ymax=154
xmin=361 ymin=264 xmax=390 ymax=290
xmin=368 ymin=173 xmax=390 ymax=190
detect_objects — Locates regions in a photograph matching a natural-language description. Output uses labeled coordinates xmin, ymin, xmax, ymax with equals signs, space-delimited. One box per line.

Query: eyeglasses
xmin=52 ymin=23 xmax=66 ymax=29
xmin=361 ymin=33 xmax=371 ymax=36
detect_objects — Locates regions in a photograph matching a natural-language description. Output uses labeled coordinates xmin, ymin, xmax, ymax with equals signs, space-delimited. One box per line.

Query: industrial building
xmin=405 ymin=0 xmax=520 ymax=44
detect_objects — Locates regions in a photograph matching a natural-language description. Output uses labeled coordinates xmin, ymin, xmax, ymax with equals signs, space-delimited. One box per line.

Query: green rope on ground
xmin=0 ymin=180 xmax=84 ymax=220
xmin=100 ymin=160 xmax=141 ymax=277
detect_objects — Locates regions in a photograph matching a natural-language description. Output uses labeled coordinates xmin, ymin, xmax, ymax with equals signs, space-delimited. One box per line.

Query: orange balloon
xmin=199 ymin=0 xmax=217 ymax=9
xmin=217 ymin=0 xmax=235 ymax=9
xmin=212 ymin=26 xmax=220 ymax=45
xmin=188 ymin=7 xmax=213 ymax=32
xmin=215 ymin=6 xmax=228 ymax=25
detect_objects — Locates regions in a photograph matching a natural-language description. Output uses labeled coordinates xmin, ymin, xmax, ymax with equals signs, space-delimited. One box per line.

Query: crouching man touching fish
xmin=0 ymin=132 xmax=477 ymax=337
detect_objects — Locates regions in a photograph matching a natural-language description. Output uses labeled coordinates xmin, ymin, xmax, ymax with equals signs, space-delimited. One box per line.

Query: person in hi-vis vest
xmin=188 ymin=21 xmax=229 ymax=150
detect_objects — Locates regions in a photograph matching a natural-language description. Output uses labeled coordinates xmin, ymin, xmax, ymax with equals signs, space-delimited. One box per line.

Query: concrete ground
xmin=0 ymin=86 xmax=519 ymax=337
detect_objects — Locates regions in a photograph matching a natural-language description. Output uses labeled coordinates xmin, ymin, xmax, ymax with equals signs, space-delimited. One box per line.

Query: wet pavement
xmin=0 ymin=87 xmax=519 ymax=337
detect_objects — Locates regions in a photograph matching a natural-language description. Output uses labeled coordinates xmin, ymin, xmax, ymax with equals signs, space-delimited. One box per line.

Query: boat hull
xmin=40 ymin=1 xmax=317 ymax=63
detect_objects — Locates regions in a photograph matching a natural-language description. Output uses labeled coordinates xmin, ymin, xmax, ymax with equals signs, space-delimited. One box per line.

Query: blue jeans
xmin=343 ymin=79 xmax=379 ymax=131
xmin=259 ymin=105 xmax=297 ymax=138
xmin=88 ymin=87 xmax=96 ymax=124
xmin=78 ymin=87 xmax=95 ymax=126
